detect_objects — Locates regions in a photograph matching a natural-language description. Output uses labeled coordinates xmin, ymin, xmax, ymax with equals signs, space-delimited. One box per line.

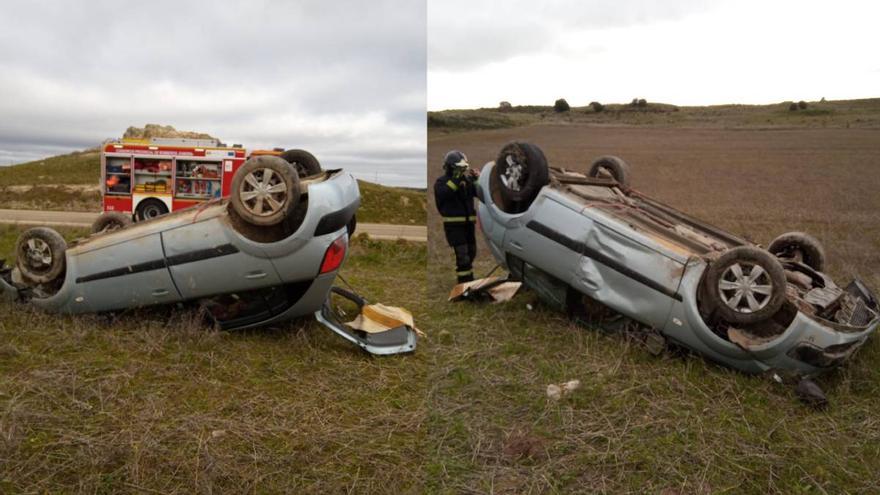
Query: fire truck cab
xmin=102 ymin=137 xmax=285 ymax=220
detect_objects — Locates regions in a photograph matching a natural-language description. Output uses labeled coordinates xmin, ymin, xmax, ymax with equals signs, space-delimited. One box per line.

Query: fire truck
xmin=101 ymin=137 xmax=313 ymax=221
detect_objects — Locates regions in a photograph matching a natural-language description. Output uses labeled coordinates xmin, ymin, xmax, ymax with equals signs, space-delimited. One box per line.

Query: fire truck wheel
xmin=280 ymin=149 xmax=322 ymax=178
xmin=91 ymin=212 xmax=132 ymax=234
xmin=231 ymin=155 xmax=301 ymax=226
xmin=15 ymin=227 xmax=67 ymax=285
xmin=135 ymin=199 xmax=169 ymax=221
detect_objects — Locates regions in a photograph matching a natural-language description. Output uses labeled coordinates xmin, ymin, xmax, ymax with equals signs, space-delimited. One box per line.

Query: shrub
xmin=798 ymin=100 xmax=808 ymax=109
xmin=554 ymin=98 xmax=570 ymax=113
xmin=630 ymin=98 xmax=639 ymax=106
xmin=789 ymin=102 xmax=799 ymax=111
xmin=637 ymin=98 xmax=647 ymax=108
xmin=589 ymin=101 xmax=605 ymax=113
xmin=499 ymin=101 xmax=512 ymax=111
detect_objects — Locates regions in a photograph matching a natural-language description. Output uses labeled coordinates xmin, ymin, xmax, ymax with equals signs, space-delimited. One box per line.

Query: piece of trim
xmin=526 ymin=220 xmax=683 ymax=301
xmin=75 ymin=243 xmax=239 ymax=284
xmin=314 ymin=200 xmax=359 ymax=236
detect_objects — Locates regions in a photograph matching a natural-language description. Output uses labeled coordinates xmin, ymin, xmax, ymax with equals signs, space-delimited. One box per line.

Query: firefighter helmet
xmin=443 ymin=150 xmax=469 ymax=175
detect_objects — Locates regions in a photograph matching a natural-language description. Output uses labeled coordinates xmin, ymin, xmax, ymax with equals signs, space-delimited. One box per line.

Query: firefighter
xmin=434 ymin=150 xmax=479 ymax=283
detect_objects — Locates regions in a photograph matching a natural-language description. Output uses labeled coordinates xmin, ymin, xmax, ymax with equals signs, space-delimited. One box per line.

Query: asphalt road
xmin=0 ymin=209 xmax=426 ymax=242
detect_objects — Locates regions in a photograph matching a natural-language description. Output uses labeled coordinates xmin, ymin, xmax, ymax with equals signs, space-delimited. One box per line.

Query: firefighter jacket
xmin=434 ymin=173 xmax=477 ymax=246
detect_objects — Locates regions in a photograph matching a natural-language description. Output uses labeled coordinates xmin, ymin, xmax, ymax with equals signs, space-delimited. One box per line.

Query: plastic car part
xmin=319 ymin=235 xmax=347 ymax=274
xmin=281 ymin=149 xmax=322 ymax=178
xmin=704 ymin=246 xmax=787 ymax=325
xmin=230 ymin=155 xmax=301 ymax=226
xmin=314 ymin=287 xmax=417 ymax=356
xmin=15 ymin=227 xmax=67 ymax=285
xmin=587 ymin=155 xmax=631 ymax=187
xmin=768 ymin=231 xmax=826 ymax=272
xmin=91 ymin=211 xmax=132 ymax=234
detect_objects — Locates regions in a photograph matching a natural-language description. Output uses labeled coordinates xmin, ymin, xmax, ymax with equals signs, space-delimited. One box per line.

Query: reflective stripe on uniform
xmin=442 ymin=215 xmax=477 ymax=223
xmin=456 ymin=270 xmax=473 ymax=276
xmin=446 ymin=180 xmax=459 ymax=191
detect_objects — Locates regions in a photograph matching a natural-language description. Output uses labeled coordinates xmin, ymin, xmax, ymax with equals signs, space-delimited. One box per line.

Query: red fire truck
xmin=101 ymin=137 xmax=294 ymax=220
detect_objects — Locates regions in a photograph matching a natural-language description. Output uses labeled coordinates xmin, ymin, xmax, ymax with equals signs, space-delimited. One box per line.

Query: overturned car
xmin=476 ymin=142 xmax=877 ymax=376
xmin=0 ymin=152 xmax=416 ymax=356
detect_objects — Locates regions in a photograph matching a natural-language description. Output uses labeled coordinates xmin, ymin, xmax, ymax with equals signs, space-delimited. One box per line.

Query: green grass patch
xmin=0 ymin=150 xmax=100 ymax=187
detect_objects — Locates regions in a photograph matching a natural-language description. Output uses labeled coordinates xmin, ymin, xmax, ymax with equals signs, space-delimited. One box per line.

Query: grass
xmin=424 ymin=124 xmax=880 ymax=493
xmin=428 ymin=98 xmax=880 ymax=133
xmin=0 ymin=151 xmax=426 ymax=224
xmin=0 ymin=226 xmax=428 ymax=493
xmin=356 ymin=180 xmax=426 ymax=225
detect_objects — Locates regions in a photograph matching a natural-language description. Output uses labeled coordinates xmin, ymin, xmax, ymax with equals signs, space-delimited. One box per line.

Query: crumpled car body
xmin=476 ymin=161 xmax=878 ymax=376
xmin=1 ymin=169 xmax=416 ymax=356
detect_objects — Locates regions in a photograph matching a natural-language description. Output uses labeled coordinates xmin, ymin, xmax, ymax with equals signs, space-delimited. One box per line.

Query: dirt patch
xmin=428 ymin=124 xmax=880 ymax=290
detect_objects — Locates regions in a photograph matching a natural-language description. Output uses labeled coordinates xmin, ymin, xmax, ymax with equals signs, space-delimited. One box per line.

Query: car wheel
xmin=230 ymin=155 xmax=301 ymax=226
xmin=491 ymin=142 xmax=549 ymax=208
xmin=704 ymin=246 xmax=787 ymax=325
xmin=135 ymin=198 xmax=169 ymax=221
xmin=15 ymin=227 xmax=67 ymax=285
xmin=280 ymin=149 xmax=322 ymax=178
xmin=347 ymin=214 xmax=357 ymax=238
xmin=91 ymin=212 xmax=132 ymax=234
xmin=588 ymin=155 xmax=631 ymax=187
xmin=768 ymin=232 xmax=825 ymax=271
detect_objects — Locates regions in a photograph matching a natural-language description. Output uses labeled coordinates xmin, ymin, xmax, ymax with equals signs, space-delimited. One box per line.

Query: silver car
xmin=0 ymin=153 xmax=416 ymax=356
xmin=476 ymin=142 xmax=878 ymax=377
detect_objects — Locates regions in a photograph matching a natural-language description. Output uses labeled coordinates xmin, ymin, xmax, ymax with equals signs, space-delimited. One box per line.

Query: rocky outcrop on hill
xmin=123 ymin=124 xmax=217 ymax=141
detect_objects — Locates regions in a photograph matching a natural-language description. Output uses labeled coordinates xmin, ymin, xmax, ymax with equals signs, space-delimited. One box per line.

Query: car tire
xmin=347 ymin=214 xmax=357 ymax=238
xmin=704 ymin=246 xmax=787 ymax=325
xmin=491 ymin=142 xmax=549 ymax=208
xmin=15 ymin=227 xmax=67 ymax=285
xmin=280 ymin=149 xmax=322 ymax=178
xmin=230 ymin=155 xmax=301 ymax=226
xmin=91 ymin=212 xmax=132 ymax=234
xmin=135 ymin=198 xmax=169 ymax=221
xmin=768 ymin=232 xmax=825 ymax=271
xmin=588 ymin=155 xmax=631 ymax=187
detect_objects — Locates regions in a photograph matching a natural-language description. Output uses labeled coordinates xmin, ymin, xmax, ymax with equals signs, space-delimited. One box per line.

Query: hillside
xmin=428 ymin=97 xmax=880 ymax=133
xmin=0 ymin=151 xmax=425 ymax=225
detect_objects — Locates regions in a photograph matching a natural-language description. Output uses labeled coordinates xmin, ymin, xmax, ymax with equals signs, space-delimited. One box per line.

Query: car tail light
xmin=319 ymin=235 xmax=347 ymax=274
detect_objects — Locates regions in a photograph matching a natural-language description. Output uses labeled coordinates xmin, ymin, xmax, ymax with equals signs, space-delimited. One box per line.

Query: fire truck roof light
xmin=148 ymin=146 xmax=158 ymax=150
xmin=113 ymin=145 xmax=122 ymax=149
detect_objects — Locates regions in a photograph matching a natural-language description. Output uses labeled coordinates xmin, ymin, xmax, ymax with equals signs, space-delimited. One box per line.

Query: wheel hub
xmin=240 ymin=168 xmax=287 ymax=216
xmin=25 ymin=238 xmax=52 ymax=268
xmin=501 ymin=155 xmax=524 ymax=191
xmin=718 ymin=262 xmax=773 ymax=313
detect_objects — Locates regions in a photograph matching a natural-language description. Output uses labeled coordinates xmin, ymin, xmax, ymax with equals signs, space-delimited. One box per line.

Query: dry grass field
xmin=0 ymin=226 xmax=428 ymax=493
xmin=424 ymin=124 xmax=880 ymax=493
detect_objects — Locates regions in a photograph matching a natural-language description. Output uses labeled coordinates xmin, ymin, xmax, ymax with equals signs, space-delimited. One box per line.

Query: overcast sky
xmin=0 ymin=0 xmax=426 ymax=187
xmin=428 ymin=0 xmax=880 ymax=110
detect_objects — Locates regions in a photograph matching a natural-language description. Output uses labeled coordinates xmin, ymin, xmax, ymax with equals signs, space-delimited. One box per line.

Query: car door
xmin=161 ymin=217 xmax=282 ymax=300
xmin=505 ymin=193 xmax=683 ymax=328
xmin=69 ymin=232 xmax=181 ymax=312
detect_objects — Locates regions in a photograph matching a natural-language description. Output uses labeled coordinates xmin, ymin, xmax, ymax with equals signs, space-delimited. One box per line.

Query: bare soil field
xmin=424 ymin=124 xmax=880 ymax=493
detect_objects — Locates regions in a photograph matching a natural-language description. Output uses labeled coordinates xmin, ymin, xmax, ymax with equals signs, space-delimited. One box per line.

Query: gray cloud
xmin=0 ymin=0 xmax=426 ymax=187
xmin=428 ymin=0 xmax=722 ymax=72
